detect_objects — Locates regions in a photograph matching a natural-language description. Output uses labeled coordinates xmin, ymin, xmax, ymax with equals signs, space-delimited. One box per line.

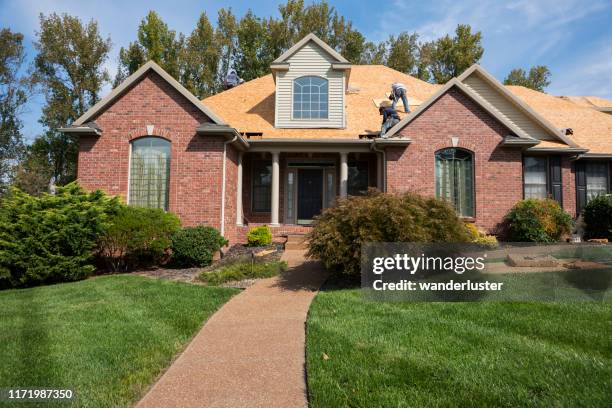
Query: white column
xmin=340 ymin=152 xmax=348 ymax=198
xmin=236 ymin=152 xmax=243 ymax=226
xmin=271 ymin=151 xmax=280 ymax=226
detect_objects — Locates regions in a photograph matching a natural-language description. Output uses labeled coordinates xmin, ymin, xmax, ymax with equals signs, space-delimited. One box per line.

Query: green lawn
xmin=307 ymin=286 xmax=612 ymax=407
xmin=0 ymin=275 xmax=237 ymax=407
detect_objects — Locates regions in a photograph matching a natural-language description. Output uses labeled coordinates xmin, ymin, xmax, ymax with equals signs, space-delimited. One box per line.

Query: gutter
xmin=220 ymin=135 xmax=238 ymax=238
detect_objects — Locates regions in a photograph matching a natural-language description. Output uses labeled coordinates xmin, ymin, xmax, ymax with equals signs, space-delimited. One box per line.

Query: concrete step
xmin=285 ymin=234 xmax=308 ymax=250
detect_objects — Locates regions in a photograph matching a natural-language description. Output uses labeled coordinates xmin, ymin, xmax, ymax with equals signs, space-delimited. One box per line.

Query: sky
xmin=1 ymin=0 xmax=611 ymax=143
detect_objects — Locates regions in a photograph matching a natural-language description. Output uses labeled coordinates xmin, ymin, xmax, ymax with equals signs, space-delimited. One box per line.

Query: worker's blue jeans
xmin=381 ymin=117 xmax=400 ymax=138
xmin=392 ymin=89 xmax=410 ymax=113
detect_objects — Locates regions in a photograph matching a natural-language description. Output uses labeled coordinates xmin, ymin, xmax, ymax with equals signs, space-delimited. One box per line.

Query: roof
xmin=203 ymin=63 xmax=612 ymax=153
xmin=561 ymin=95 xmax=612 ymax=109
xmin=203 ymin=65 xmax=439 ymax=138
xmin=507 ymin=86 xmax=612 ymax=154
xmin=72 ymin=61 xmax=225 ymax=127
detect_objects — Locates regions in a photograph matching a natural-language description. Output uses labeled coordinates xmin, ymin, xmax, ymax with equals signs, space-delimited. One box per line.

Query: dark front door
xmin=298 ymin=169 xmax=323 ymax=221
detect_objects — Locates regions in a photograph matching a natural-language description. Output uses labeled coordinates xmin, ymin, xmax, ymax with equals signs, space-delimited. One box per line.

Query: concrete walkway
xmin=137 ymin=249 xmax=327 ymax=408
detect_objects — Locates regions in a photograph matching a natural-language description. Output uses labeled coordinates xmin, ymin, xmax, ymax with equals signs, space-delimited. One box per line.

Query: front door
xmin=298 ymin=168 xmax=323 ymax=223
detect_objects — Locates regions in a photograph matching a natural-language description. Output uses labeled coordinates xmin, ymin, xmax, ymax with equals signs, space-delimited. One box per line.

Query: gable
xmin=73 ymin=61 xmax=224 ymax=127
xmin=386 ymin=65 xmax=578 ymax=149
xmin=274 ymin=39 xmax=346 ymax=129
xmin=461 ymin=74 xmax=554 ymax=140
xmin=272 ymin=33 xmax=348 ymax=65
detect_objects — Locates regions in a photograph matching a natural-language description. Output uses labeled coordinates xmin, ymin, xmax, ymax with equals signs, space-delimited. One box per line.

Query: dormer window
xmin=293 ymin=76 xmax=328 ymax=120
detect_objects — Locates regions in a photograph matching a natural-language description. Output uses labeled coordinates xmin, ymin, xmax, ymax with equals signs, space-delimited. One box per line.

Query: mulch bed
xmin=134 ymin=243 xmax=284 ymax=285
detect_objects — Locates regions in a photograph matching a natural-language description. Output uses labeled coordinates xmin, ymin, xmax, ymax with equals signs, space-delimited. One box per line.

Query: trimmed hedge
xmin=97 ymin=206 xmax=180 ymax=271
xmin=171 ymin=226 xmax=227 ymax=267
xmin=583 ymin=195 xmax=612 ymax=240
xmin=0 ymin=183 xmax=120 ymax=288
xmin=247 ymin=225 xmax=273 ymax=246
xmin=306 ymin=191 xmax=471 ymax=276
xmin=504 ymin=199 xmax=572 ymax=242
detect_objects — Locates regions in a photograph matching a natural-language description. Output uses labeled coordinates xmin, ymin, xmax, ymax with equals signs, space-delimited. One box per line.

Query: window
xmin=523 ymin=156 xmax=562 ymax=203
xmin=348 ymin=161 xmax=369 ymax=196
xmin=252 ymin=160 xmax=272 ymax=212
xmin=435 ymin=148 xmax=474 ymax=217
xmin=586 ymin=162 xmax=609 ymax=201
xmin=523 ymin=157 xmax=547 ymax=198
xmin=576 ymin=161 xmax=610 ymax=213
xmin=129 ymin=137 xmax=171 ymax=210
xmin=293 ymin=76 xmax=328 ymax=119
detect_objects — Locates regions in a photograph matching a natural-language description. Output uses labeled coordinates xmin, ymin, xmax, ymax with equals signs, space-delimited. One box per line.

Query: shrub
xmin=171 ymin=226 xmax=227 ymax=267
xmin=465 ymin=223 xmax=499 ymax=248
xmin=98 ymin=206 xmax=180 ymax=271
xmin=0 ymin=183 xmax=120 ymax=288
xmin=199 ymin=260 xmax=287 ymax=285
xmin=247 ymin=225 xmax=273 ymax=246
xmin=504 ymin=199 xmax=573 ymax=242
xmin=583 ymin=195 xmax=612 ymax=240
xmin=306 ymin=190 xmax=471 ymax=276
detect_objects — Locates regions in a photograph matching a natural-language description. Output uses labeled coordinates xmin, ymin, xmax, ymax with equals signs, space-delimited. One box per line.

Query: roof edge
xmin=73 ymin=61 xmax=225 ymax=127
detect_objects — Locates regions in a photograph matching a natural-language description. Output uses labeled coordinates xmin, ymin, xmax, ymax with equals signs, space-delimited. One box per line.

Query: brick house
xmin=61 ymin=33 xmax=612 ymax=243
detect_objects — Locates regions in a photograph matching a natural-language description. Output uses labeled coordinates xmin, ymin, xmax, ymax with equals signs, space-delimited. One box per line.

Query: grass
xmin=307 ymin=284 xmax=612 ymax=407
xmin=199 ymin=260 xmax=287 ymax=285
xmin=0 ymin=275 xmax=238 ymax=407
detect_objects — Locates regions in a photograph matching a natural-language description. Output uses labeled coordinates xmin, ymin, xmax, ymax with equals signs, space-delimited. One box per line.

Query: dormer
xmin=271 ymin=33 xmax=351 ymax=129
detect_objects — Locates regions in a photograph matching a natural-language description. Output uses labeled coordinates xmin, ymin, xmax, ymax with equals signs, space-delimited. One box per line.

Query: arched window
xmin=435 ymin=148 xmax=474 ymax=217
xmin=129 ymin=137 xmax=171 ymax=210
xmin=293 ymin=76 xmax=328 ymax=119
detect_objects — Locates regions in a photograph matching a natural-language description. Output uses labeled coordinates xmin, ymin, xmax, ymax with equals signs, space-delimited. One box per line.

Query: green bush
xmin=199 ymin=260 xmax=287 ymax=285
xmin=306 ymin=191 xmax=471 ymax=276
xmin=504 ymin=199 xmax=573 ymax=242
xmin=247 ymin=225 xmax=273 ymax=246
xmin=583 ymin=195 xmax=612 ymax=240
xmin=465 ymin=223 xmax=499 ymax=248
xmin=98 ymin=206 xmax=180 ymax=271
xmin=171 ymin=226 xmax=227 ymax=267
xmin=0 ymin=183 xmax=120 ymax=288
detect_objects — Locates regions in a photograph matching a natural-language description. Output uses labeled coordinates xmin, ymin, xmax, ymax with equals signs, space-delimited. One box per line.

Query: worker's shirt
xmin=382 ymin=108 xmax=400 ymax=123
xmin=392 ymin=83 xmax=407 ymax=93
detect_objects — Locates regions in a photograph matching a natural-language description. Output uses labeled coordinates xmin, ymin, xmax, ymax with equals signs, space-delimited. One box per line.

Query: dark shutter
xmin=549 ymin=156 xmax=562 ymax=204
xmin=575 ymin=161 xmax=587 ymax=214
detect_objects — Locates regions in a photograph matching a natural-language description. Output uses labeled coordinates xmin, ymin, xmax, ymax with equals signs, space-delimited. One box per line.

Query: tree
xmin=425 ymin=24 xmax=484 ymax=84
xmin=27 ymin=13 xmax=111 ymax=190
xmin=360 ymin=41 xmax=387 ymax=65
xmin=235 ymin=11 xmax=270 ymax=82
xmin=0 ymin=28 xmax=28 ymax=194
xmin=180 ymin=12 xmax=220 ymax=98
xmin=214 ymin=8 xmax=238 ymax=90
xmin=504 ymin=65 xmax=552 ymax=92
xmin=115 ymin=11 xmax=181 ymax=84
xmin=386 ymin=32 xmax=420 ymax=74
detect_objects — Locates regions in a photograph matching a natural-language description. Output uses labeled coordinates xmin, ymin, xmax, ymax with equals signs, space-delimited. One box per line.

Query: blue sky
xmin=1 ymin=0 xmax=611 ymax=142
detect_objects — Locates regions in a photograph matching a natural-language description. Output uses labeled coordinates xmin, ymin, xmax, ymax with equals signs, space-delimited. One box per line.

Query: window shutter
xmin=575 ymin=162 xmax=587 ymax=214
xmin=549 ymin=156 xmax=562 ymax=204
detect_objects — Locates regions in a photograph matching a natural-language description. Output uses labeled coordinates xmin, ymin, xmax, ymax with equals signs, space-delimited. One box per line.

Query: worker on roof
xmin=389 ymin=82 xmax=410 ymax=113
xmin=379 ymin=106 xmax=400 ymax=138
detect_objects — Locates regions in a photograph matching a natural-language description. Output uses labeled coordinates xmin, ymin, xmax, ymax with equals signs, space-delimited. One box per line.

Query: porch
xmin=235 ymin=146 xmax=384 ymax=231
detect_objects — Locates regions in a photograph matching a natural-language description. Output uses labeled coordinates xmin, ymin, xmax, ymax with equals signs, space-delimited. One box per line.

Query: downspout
xmin=220 ymin=135 xmax=238 ymax=238
xmin=371 ymin=141 xmax=386 ymax=192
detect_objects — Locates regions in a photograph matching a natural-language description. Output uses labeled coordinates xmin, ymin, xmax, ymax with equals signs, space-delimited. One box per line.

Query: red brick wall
xmin=78 ymin=70 xmax=230 ymax=230
xmin=562 ymin=156 xmax=577 ymax=217
xmin=390 ymin=87 xmax=524 ymax=233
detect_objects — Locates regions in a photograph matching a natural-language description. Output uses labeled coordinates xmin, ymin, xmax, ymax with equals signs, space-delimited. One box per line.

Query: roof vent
xmin=346 ymin=85 xmax=360 ymax=94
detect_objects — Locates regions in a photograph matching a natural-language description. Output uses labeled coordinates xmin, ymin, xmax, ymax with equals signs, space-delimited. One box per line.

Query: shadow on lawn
xmin=16 ymin=288 xmax=58 ymax=387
